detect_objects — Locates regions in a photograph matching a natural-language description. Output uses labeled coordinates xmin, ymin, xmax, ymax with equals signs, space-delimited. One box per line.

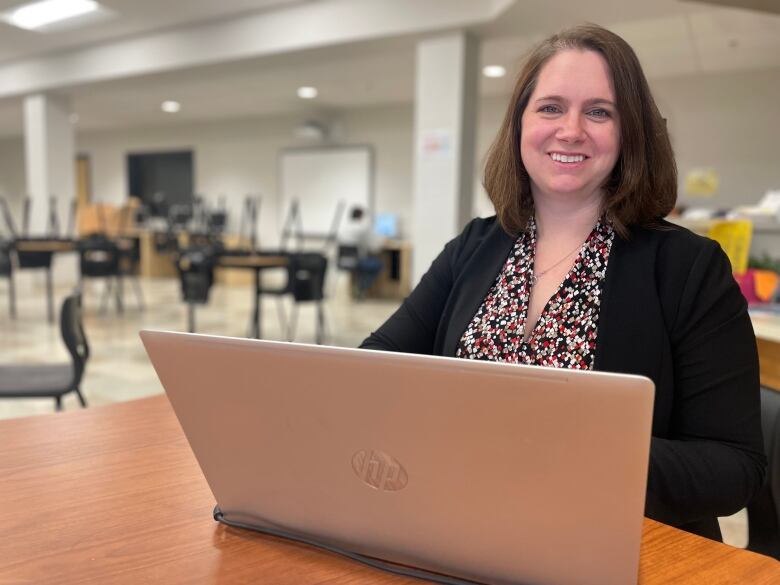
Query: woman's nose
xmin=556 ymin=113 xmax=586 ymax=142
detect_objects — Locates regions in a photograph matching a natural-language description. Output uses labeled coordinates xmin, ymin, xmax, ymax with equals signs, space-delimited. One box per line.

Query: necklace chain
xmin=531 ymin=241 xmax=584 ymax=285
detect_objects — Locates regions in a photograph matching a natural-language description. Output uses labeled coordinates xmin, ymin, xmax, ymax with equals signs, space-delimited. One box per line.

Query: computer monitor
xmin=374 ymin=212 xmax=398 ymax=239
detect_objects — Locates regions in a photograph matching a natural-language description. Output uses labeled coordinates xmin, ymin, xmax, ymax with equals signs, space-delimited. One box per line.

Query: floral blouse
xmin=456 ymin=216 xmax=615 ymax=370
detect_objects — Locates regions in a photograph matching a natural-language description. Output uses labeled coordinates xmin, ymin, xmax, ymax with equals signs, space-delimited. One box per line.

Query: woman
xmin=360 ymin=24 xmax=765 ymax=541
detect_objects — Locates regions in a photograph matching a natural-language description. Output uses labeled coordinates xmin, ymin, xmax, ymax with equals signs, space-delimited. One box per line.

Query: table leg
xmin=8 ymin=271 xmax=16 ymax=319
xmin=187 ymin=303 xmax=196 ymax=333
xmin=249 ymin=268 xmax=261 ymax=339
xmin=46 ymin=267 xmax=54 ymax=323
xmin=116 ymin=275 xmax=124 ymax=314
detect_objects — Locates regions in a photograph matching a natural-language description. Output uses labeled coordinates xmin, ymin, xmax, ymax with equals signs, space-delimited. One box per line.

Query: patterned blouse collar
xmin=455 ymin=213 xmax=616 ymax=370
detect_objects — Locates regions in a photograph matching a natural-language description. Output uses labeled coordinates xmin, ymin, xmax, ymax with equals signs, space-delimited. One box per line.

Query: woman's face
xmin=520 ymin=49 xmax=620 ymax=206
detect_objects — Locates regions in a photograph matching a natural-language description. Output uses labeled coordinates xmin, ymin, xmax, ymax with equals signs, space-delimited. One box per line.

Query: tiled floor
xmin=0 ymin=267 xmax=748 ymax=547
xmin=0 ymin=269 xmax=398 ymax=418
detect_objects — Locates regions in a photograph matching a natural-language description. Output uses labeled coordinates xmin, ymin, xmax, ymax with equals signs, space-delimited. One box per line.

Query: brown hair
xmin=483 ymin=23 xmax=677 ymax=238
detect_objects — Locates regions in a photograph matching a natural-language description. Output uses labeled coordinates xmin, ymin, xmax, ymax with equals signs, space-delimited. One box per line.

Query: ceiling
xmin=0 ymin=0 xmax=778 ymax=138
xmin=686 ymin=0 xmax=780 ymax=15
xmin=0 ymin=0 xmax=315 ymax=64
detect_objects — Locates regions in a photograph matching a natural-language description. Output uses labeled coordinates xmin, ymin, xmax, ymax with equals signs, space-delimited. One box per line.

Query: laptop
xmin=140 ymin=330 xmax=654 ymax=585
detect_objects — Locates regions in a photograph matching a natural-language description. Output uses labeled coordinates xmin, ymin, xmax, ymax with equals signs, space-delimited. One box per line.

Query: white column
xmin=411 ymin=32 xmax=478 ymax=285
xmin=23 ymin=93 xmax=75 ymax=236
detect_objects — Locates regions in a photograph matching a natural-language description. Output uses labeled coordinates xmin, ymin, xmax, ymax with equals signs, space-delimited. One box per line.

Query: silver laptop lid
xmin=141 ymin=330 xmax=654 ymax=585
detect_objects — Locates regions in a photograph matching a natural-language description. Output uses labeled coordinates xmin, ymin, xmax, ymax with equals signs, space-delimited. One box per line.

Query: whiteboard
xmin=279 ymin=146 xmax=373 ymax=235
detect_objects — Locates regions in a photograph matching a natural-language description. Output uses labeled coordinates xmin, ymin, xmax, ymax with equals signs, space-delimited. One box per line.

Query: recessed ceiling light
xmin=1 ymin=0 xmax=99 ymax=31
xmin=297 ymin=86 xmax=318 ymax=99
xmin=161 ymin=100 xmax=181 ymax=113
xmin=482 ymin=65 xmax=506 ymax=78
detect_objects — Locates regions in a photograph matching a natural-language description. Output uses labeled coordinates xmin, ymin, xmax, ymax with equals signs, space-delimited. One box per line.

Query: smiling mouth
xmin=549 ymin=152 xmax=587 ymax=163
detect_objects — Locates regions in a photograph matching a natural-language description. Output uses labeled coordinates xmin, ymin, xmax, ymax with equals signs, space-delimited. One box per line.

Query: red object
xmin=734 ymin=270 xmax=759 ymax=304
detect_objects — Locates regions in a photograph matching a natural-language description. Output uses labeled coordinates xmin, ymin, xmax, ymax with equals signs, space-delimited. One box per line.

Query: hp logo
xmin=351 ymin=450 xmax=408 ymax=491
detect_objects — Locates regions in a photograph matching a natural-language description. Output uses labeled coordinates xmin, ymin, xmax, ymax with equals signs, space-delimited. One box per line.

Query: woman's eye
xmin=539 ymin=105 xmax=561 ymax=114
xmin=588 ymin=108 xmax=610 ymax=118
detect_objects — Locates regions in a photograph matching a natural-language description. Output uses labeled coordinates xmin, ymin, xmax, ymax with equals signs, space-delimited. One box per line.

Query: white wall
xmin=81 ymin=115 xmax=294 ymax=245
xmin=74 ymin=106 xmax=414 ymax=246
xmin=335 ymin=105 xmax=414 ymax=233
xmin=653 ymin=68 xmax=780 ymax=210
xmin=0 ymin=138 xmax=25 ymax=235
xmin=0 ymin=66 xmax=778 ymax=245
xmin=477 ymin=67 xmax=780 ymax=215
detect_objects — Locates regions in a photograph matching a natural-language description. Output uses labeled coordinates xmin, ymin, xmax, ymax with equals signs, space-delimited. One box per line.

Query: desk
xmin=752 ymin=313 xmax=780 ymax=390
xmin=0 ymin=396 xmax=777 ymax=584
xmin=14 ymin=239 xmax=76 ymax=253
xmin=14 ymin=238 xmax=75 ymax=322
xmin=14 ymin=236 xmax=141 ymax=320
xmin=139 ymin=230 xmax=178 ymax=278
xmin=217 ymin=253 xmax=288 ymax=338
xmin=138 ymin=232 xmax=257 ymax=281
xmin=369 ymin=239 xmax=412 ymax=300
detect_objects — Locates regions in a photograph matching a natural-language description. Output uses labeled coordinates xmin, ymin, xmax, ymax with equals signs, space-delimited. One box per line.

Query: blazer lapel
xmin=440 ymin=223 xmax=516 ymax=357
xmin=594 ymin=230 xmax=661 ymax=379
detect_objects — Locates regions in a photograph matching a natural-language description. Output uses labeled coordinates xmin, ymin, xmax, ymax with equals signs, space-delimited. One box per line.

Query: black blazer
xmin=361 ymin=216 xmax=766 ymax=540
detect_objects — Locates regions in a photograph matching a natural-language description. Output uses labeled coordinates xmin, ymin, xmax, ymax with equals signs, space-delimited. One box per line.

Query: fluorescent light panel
xmin=161 ymin=101 xmax=181 ymax=113
xmin=482 ymin=65 xmax=506 ymax=78
xmin=2 ymin=0 xmax=98 ymax=31
xmin=297 ymin=86 xmax=318 ymax=99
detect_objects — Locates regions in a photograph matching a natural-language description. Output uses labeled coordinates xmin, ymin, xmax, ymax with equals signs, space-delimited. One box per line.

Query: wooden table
xmin=752 ymin=313 xmax=780 ymax=390
xmin=217 ymin=253 xmax=288 ymax=338
xmin=13 ymin=238 xmax=74 ymax=322
xmin=0 ymin=396 xmax=777 ymax=584
xmin=11 ymin=236 xmax=141 ymax=321
xmin=14 ymin=239 xmax=76 ymax=253
xmin=15 ymin=236 xmax=137 ymax=254
xmin=371 ymin=239 xmax=412 ymax=300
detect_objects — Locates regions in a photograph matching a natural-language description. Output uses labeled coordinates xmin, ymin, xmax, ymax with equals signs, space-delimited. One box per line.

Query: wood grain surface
xmin=14 ymin=240 xmax=75 ymax=253
xmin=757 ymin=337 xmax=780 ymax=391
xmin=217 ymin=255 xmax=288 ymax=269
xmin=0 ymin=395 xmax=777 ymax=584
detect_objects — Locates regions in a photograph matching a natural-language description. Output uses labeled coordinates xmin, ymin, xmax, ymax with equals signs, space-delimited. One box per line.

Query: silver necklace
xmin=531 ymin=242 xmax=583 ymax=286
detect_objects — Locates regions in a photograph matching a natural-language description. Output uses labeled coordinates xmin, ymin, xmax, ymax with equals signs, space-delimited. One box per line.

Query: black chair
xmin=333 ymin=244 xmax=358 ymax=299
xmin=0 ymin=239 xmax=16 ymax=318
xmin=15 ymin=239 xmax=56 ymax=322
xmin=335 ymin=244 xmax=383 ymax=299
xmin=336 ymin=245 xmax=359 ymax=271
xmin=176 ymin=242 xmax=221 ymax=332
xmin=254 ymin=257 xmax=293 ymax=338
xmin=117 ymin=236 xmax=145 ymax=310
xmin=207 ymin=210 xmax=228 ymax=235
xmin=169 ymin=204 xmax=193 ymax=231
xmin=747 ymin=387 xmax=780 ymax=559
xmin=0 ymin=293 xmax=89 ymax=411
xmin=285 ymin=252 xmax=328 ymax=344
xmin=78 ymin=234 xmax=123 ymax=313
xmin=153 ymin=230 xmax=179 ymax=255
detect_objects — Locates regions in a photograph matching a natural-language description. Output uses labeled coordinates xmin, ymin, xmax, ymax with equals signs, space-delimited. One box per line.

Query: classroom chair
xmin=0 ymin=293 xmax=89 ymax=411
